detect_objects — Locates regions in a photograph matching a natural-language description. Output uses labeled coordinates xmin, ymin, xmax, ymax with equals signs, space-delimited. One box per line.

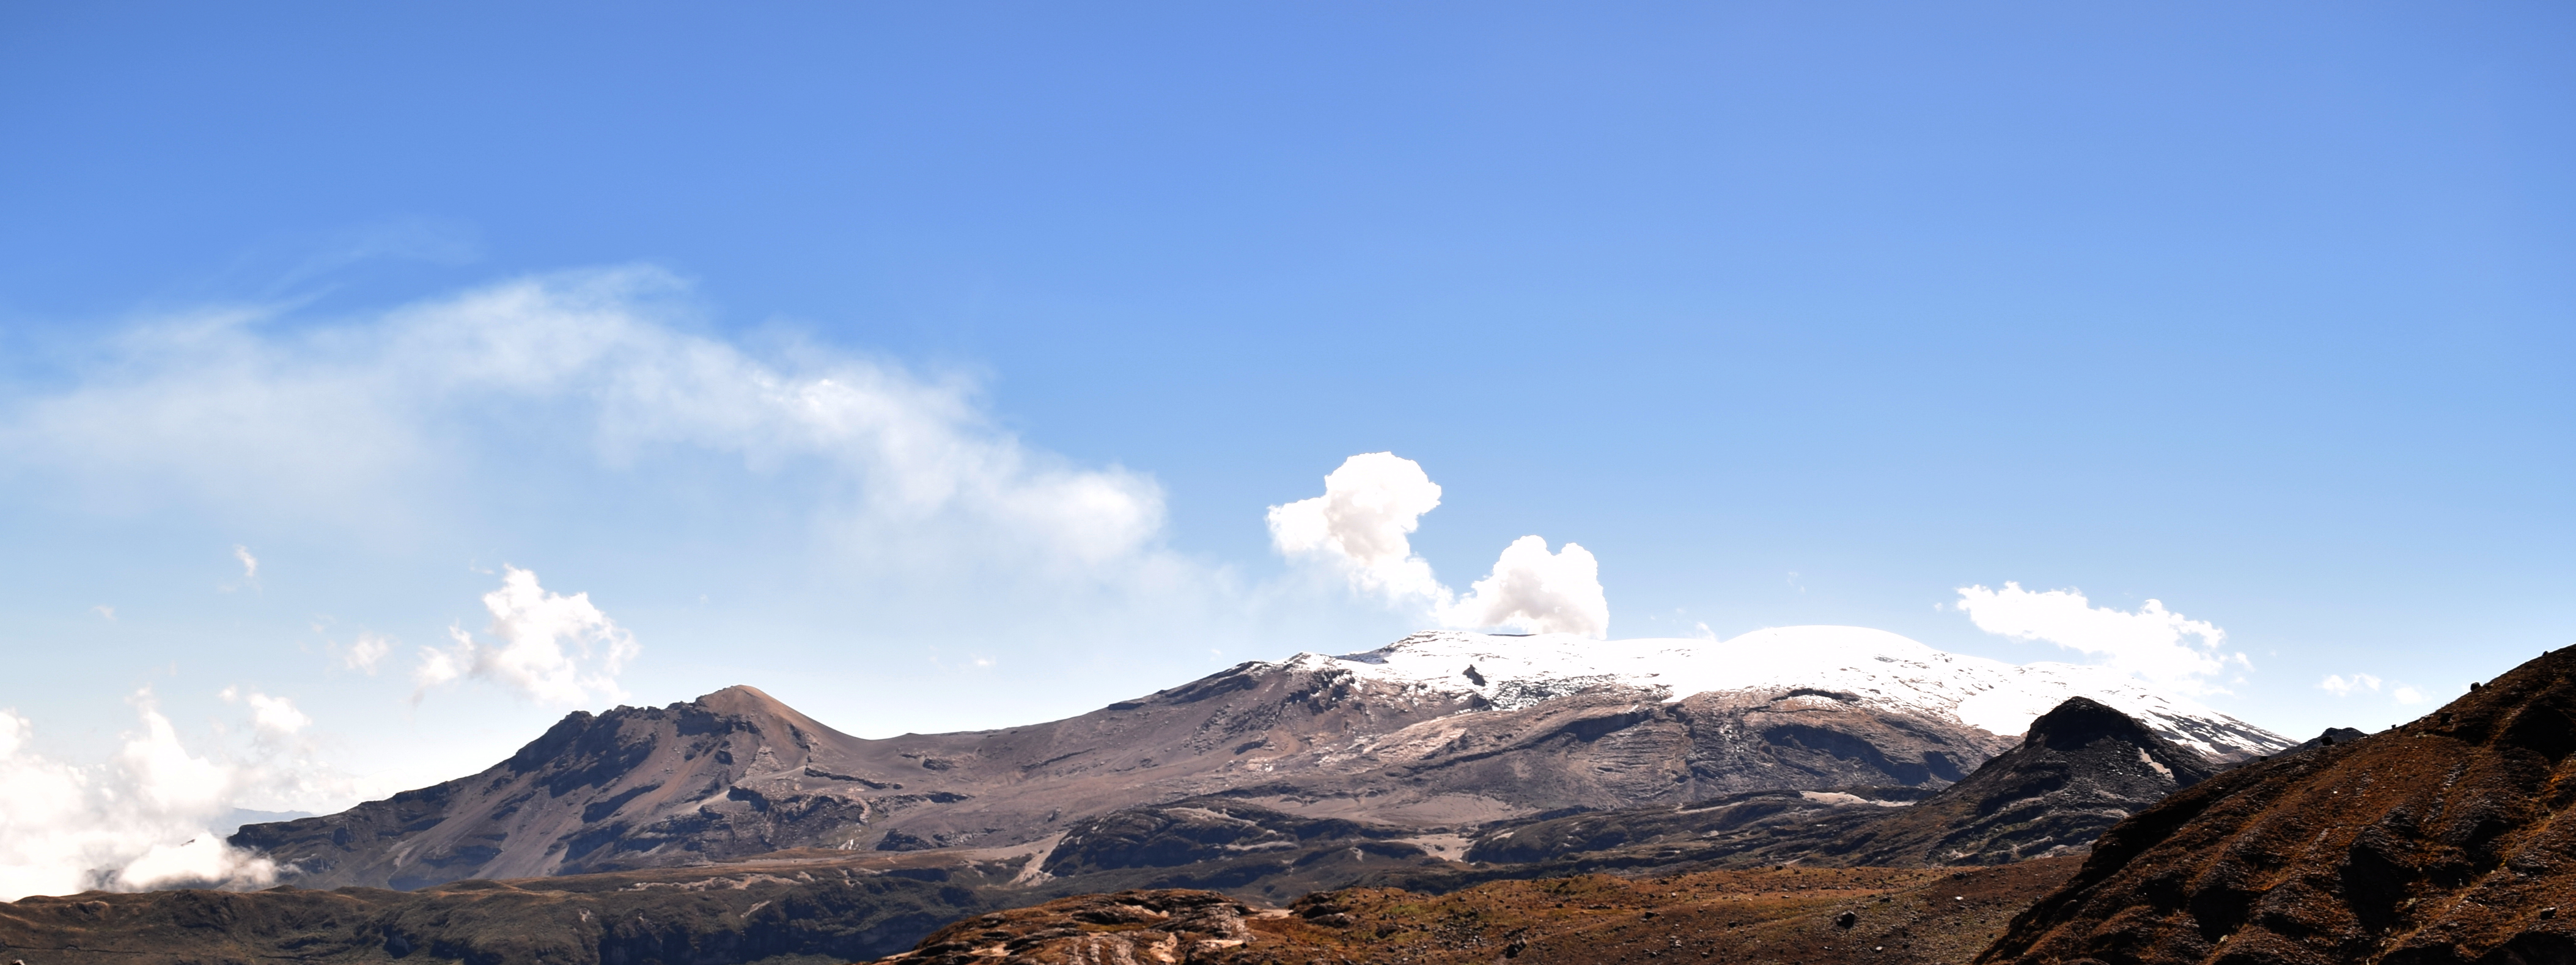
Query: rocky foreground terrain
xmin=869 ymin=859 xmax=2088 ymax=965
xmin=1982 ymin=645 xmax=2576 ymax=965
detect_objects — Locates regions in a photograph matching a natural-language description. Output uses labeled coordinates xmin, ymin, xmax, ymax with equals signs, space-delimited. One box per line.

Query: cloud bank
xmin=415 ymin=567 xmax=636 ymax=706
xmin=2 ymin=267 xmax=1168 ymax=578
xmin=1268 ymin=453 xmax=1609 ymax=637
xmin=0 ymin=694 xmax=317 ymax=901
xmin=1954 ymin=582 xmax=2248 ymax=692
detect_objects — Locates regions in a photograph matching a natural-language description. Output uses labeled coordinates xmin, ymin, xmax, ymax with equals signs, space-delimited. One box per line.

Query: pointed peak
xmin=680 ymin=684 xmax=866 ymax=745
xmin=690 ymin=684 xmax=797 ymax=717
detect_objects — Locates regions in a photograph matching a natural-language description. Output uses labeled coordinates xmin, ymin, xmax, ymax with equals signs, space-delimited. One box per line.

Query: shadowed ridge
xmin=2023 ymin=695 xmax=2163 ymax=752
xmin=1978 ymin=645 xmax=2576 ymax=965
xmin=1816 ymin=695 xmax=2219 ymax=867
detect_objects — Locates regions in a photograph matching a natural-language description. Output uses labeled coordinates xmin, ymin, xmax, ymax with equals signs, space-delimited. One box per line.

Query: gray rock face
xmin=235 ymin=638 xmax=2280 ymax=891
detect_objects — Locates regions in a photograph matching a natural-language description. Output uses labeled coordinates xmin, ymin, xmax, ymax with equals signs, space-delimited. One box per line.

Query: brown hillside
xmin=870 ymin=858 xmax=2086 ymax=965
xmin=1981 ymin=646 xmax=2576 ymax=965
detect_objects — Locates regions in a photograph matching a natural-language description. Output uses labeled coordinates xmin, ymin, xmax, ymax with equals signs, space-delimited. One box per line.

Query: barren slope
xmin=1981 ymin=645 xmax=2576 ymax=965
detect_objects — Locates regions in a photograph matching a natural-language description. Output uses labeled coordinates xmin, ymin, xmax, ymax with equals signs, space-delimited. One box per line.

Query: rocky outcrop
xmin=1826 ymin=696 xmax=2220 ymax=867
xmin=879 ymin=889 xmax=1262 ymax=965
xmin=1980 ymin=647 xmax=2576 ymax=965
xmin=1039 ymin=801 xmax=1417 ymax=878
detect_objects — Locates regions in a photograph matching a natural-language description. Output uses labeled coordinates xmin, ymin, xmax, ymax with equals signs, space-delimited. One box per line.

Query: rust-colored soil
xmin=873 ymin=856 xmax=2085 ymax=964
xmin=1982 ymin=646 xmax=2576 ymax=965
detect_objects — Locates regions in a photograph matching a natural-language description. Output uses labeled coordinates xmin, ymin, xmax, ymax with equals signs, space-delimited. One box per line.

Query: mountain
xmin=1981 ymin=646 xmax=2576 ymax=965
xmin=237 ymin=628 xmax=2289 ymax=891
xmin=1363 ymin=695 xmax=2218 ymax=888
xmin=1823 ymin=695 xmax=2223 ymax=867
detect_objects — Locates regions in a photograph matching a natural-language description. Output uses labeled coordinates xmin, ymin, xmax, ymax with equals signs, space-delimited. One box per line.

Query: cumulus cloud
xmin=414 ymin=566 xmax=636 ymax=706
xmin=1954 ymin=582 xmax=2247 ymax=692
xmin=1438 ymin=536 xmax=1610 ymax=638
xmin=2394 ymin=686 xmax=2428 ymax=705
xmin=1268 ymin=453 xmax=1610 ymax=637
xmin=2319 ymin=673 xmax=2382 ymax=697
xmin=219 ymin=689 xmax=312 ymax=739
xmin=0 ymin=694 xmax=300 ymax=901
xmin=1266 ymin=453 xmax=1446 ymax=603
xmin=1 ymin=267 xmax=1168 ymax=578
xmin=230 ymin=545 xmax=259 ymax=589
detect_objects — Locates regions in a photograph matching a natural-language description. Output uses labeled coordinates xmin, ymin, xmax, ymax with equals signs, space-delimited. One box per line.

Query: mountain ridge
xmin=1979 ymin=645 xmax=2576 ymax=964
xmin=235 ymin=628 xmax=2291 ymax=892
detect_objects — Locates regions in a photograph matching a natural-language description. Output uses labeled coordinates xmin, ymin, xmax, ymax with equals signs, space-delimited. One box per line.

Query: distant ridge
xmin=235 ymin=629 xmax=2290 ymax=891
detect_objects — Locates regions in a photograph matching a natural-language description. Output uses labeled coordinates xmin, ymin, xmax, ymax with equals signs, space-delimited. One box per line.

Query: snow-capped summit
xmin=240 ymin=627 xmax=2289 ymax=892
xmin=1275 ymin=626 xmax=2286 ymax=761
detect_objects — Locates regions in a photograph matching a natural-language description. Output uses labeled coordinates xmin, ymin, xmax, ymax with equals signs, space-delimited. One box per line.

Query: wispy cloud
xmin=223 ymin=545 xmax=260 ymax=592
xmin=2319 ymin=673 xmax=2382 ymax=697
xmin=1954 ymin=582 xmax=2248 ymax=693
xmin=1 ymin=267 xmax=1170 ymax=581
xmin=336 ymin=632 xmax=392 ymax=675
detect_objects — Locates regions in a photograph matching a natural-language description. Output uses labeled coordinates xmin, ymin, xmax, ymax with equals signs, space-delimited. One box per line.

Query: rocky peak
xmin=2021 ymin=695 xmax=2159 ymax=751
xmin=1981 ymin=646 xmax=2576 ymax=964
xmin=232 ymin=684 xmax=899 ymax=889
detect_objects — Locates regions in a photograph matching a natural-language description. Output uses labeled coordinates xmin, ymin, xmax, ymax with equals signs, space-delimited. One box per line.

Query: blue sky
xmin=1 ymin=1 xmax=2570 ymax=845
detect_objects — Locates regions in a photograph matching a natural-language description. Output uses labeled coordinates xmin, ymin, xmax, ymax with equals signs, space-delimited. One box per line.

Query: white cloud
xmin=339 ymin=632 xmax=392 ymax=674
xmin=218 ymin=692 xmax=311 ymax=739
xmin=0 ymin=694 xmax=300 ymax=901
xmin=1 ymin=267 xmax=1168 ymax=579
xmin=1266 ymin=452 xmax=1446 ymax=603
xmin=1438 ymin=536 xmax=1610 ymax=638
xmin=2319 ymin=673 xmax=2382 ymax=697
xmin=2394 ymin=686 xmax=2427 ymax=705
xmin=1268 ymin=453 xmax=1610 ymax=637
xmin=414 ymin=566 xmax=636 ymax=706
xmin=230 ymin=545 xmax=259 ymax=589
xmin=92 ymin=605 xmax=114 ymax=622
xmin=1954 ymin=582 xmax=2247 ymax=692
